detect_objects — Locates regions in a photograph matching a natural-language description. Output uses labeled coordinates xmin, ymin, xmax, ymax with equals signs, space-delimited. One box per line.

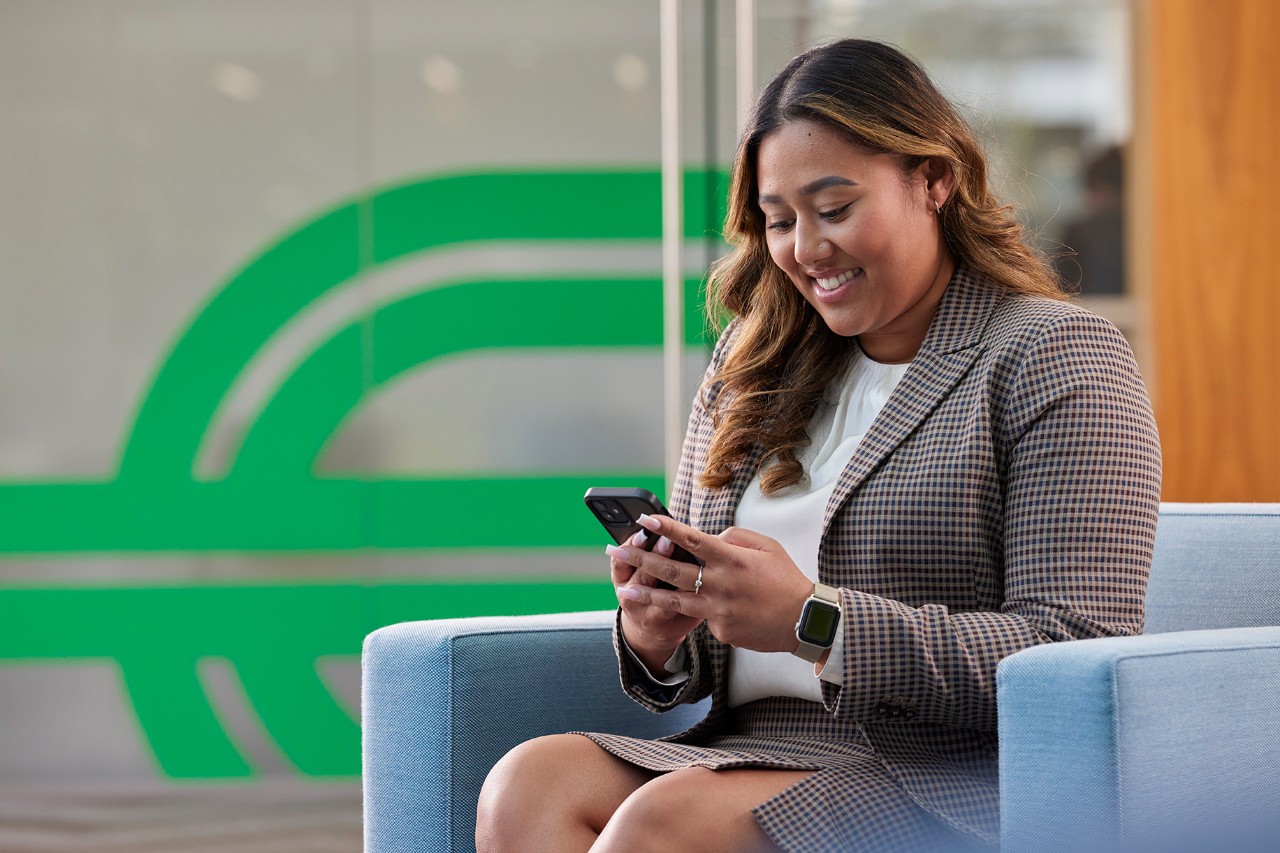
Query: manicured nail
xmin=636 ymin=514 xmax=661 ymax=531
xmin=605 ymin=544 xmax=635 ymax=562
xmin=655 ymin=536 xmax=674 ymax=556
xmin=616 ymin=586 xmax=643 ymax=602
xmin=630 ymin=530 xmax=649 ymax=547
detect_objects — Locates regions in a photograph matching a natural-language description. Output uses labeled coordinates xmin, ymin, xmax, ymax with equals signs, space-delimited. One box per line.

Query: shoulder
xmin=933 ymin=268 xmax=1136 ymax=373
xmin=707 ymin=317 xmax=742 ymax=366
xmin=941 ymin=274 xmax=1149 ymax=420
xmin=975 ymin=291 xmax=1153 ymax=447
xmin=982 ymin=291 xmax=1136 ymax=371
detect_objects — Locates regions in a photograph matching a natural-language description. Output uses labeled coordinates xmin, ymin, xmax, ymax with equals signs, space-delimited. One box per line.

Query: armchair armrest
xmin=997 ymin=626 xmax=1280 ymax=853
xmin=362 ymin=610 xmax=708 ymax=853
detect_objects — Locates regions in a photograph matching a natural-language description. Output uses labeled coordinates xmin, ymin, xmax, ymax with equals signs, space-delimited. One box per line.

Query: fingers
xmin=616 ymin=580 xmax=702 ymax=616
xmin=606 ymin=542 xmax=699 ymax=591
xmin=634 ymin=514 xmax=723 ymax=564
xmin=634 ymin=530 xmax=676 ymax=558
xmin=618 ymin=517 xmax=809 ymax=654
xmin=611 ymin=555 xmax=662 ymax=588
xmin=609 ymin=555 xmax=634 ymax=586
xmin=612 ymin=533 xmax=704 ymax=624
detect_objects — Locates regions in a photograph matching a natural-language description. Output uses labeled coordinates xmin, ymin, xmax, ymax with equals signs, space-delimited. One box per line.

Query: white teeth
xmin=814 ymin=269 xmax=858 ymax=291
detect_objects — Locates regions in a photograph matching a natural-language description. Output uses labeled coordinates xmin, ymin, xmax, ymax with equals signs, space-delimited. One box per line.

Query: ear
xmin=917 ymin=157 xmax=956 ymax=210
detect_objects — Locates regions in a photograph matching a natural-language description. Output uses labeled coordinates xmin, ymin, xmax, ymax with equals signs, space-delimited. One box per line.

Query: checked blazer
xmin=601 ymin=267 xmax=1162 ymax=847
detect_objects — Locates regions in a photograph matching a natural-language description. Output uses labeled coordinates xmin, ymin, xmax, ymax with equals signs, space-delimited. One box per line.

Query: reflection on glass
xmin=1055 ymin=143 xmax=1125 ymax=296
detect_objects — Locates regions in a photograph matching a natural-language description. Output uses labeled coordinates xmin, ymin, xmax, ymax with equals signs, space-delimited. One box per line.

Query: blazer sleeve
xmin=823 ymin=310 xmax=1162 ymax=731
xmin=612 ymin=321 xmax=740 ymax=712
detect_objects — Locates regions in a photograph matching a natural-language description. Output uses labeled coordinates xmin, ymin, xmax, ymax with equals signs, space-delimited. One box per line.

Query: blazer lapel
xmin=822 ymin=269 xmax=1003 ymax=530
xmin=690 ymin=444 xmax=762 ymax=535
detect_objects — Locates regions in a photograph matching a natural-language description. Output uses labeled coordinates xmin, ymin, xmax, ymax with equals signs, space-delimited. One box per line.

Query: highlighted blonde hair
xmin=701 ymin=39 xmax=1063 ymax=494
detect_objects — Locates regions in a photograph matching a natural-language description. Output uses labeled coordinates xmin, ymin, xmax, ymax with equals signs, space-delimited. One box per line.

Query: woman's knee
xmin=477 ymin=734 xmax=648 ymax=851
xmin=602 ymin=768 xmax=735 ymax=851
xmin=600 ymin=767 xmax=800 ymax=853
xmin=478 ymin=734 xmax=584 ymax=824
xmin=614 ymin=767 xmax=712 ymax=824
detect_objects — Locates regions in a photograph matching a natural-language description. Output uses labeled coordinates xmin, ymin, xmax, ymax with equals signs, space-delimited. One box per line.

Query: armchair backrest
xmin=1145 ymin=503 xmax=1280 ymax=633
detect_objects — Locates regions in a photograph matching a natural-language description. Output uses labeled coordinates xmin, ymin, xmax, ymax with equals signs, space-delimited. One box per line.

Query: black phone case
xmin=583 ymin=487 xmax=701 ymax=565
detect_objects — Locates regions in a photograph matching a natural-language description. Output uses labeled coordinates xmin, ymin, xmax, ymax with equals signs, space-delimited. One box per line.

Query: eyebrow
xmin=758 ymin=175 xmax=858 ymax=206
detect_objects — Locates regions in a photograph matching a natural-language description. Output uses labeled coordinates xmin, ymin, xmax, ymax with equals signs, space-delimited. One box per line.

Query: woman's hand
xmin=609 ymin=514 xmax=815 ymax=656
xmin=610 ymin=531 xmax=702 ymax=675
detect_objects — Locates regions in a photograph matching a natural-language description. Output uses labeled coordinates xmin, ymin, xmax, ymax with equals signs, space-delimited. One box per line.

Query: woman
xmin=477 ymin=39 xmax=1160 ymax=852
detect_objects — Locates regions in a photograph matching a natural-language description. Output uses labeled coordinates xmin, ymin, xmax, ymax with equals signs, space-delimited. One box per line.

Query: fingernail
xmin=636 ymin=514 xmax=660 ymax=531
xmin=616 ymin=586 xmax=642 ymax=602
xmin=630 ymin=530 xmax=649 ymax=547
xmin=605 ymin=544 xmax=635 ymax=562
xmin=656 ymin=536 xmax=674 ymax=556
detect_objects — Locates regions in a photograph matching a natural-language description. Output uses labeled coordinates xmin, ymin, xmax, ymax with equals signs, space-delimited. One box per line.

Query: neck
xmin=858 ymin=254 xmax=956 ymax=363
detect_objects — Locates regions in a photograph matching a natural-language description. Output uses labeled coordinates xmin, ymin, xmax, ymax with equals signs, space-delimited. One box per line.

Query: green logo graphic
xmin=0 ymin=168 xmax=726 ymax=777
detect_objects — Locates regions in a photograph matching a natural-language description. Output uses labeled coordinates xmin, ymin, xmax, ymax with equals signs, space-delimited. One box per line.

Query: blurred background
xmin=1 ymin=0 xmax=1275 ymax=849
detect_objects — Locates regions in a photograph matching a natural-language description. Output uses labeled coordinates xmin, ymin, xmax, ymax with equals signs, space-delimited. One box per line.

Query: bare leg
xmin=593 ymin=766 xmax=814 ymax=853
xmin=477 ymin=734 xmax=655 ymax=853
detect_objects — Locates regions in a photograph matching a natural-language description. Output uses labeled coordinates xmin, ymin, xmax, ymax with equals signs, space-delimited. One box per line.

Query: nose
xmin=793 ymin=226 xmax=831 ymax=265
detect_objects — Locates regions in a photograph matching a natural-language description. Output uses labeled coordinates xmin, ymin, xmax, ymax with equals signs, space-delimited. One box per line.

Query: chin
xmin=813 ymin=311 xmax=867 ymax=339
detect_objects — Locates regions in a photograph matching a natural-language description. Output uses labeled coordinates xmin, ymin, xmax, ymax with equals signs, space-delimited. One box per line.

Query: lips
xmin=809 ymin=268 xmax=864 ymax=303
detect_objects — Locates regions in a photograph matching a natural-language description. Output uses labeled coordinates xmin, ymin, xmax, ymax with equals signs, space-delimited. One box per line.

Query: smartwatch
xmin=793 ymin=582 xmax=841 ymax=663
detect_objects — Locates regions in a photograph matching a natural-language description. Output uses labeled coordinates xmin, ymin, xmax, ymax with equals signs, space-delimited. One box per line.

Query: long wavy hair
xmin=701 ymin=39 xmax=1064 ymax=494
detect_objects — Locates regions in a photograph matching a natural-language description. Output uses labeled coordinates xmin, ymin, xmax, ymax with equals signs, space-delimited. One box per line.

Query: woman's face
xmin=755 ymin=119 xmax=955 ymax=363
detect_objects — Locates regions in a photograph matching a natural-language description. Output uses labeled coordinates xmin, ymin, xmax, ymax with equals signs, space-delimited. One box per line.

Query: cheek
xmin=844 ymin=209 xmax=895 ymax=255
xmin=763 ymin=232 xmax=793 ymax=266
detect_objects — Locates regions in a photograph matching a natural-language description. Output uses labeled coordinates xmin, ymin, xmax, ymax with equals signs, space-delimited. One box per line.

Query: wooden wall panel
xmin=1140 ymin=0 xmax=1280 ymax=500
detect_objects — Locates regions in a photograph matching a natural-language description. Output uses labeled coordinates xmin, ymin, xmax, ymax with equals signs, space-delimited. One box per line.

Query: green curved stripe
xmin=230 ymin=277 xmax=671 ymax=479
xmin=230 ymin=321 xmax=367 ymax=481
xmin=233 ymin=653 xmax=361 ymax=776
xmin=118 ymin=652 xmax=255 ymax=778
xmin=117 ymin=205 xmax=362 ymax=484
xmin=118 ymin=170 xmax=726 ymax=484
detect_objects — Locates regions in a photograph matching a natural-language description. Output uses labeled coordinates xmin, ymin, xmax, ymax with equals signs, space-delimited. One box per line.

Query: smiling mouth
xmin=814 ymin=269 xmax=861 ymax=291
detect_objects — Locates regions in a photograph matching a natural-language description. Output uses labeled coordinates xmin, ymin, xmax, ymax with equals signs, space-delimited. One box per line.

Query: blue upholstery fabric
xmin=363 ymin=504 xmax=1280 ymax=852
xmin=998 ymin=503 xmax=1280 ymax=853
xmin=1144 ymin=503 xmax=1280 ymax=632
xmin=361 ymin=611 xmax=708 ymax=853
xmin=997 ymin=626 xmax=1280 ymax=853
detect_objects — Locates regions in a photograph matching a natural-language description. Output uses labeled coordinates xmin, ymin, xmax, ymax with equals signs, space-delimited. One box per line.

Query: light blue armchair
xmin=362 ymin=503 xmax=1280 ymax=852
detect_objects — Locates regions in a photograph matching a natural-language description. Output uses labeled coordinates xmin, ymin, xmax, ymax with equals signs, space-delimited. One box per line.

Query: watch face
xmin=798 ymin=600 xmax=840 ymax=646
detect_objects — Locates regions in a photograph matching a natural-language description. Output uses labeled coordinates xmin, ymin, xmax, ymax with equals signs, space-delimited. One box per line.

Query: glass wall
xmin=0 ymin=0 xmax=1131 ymax=804
xmin=0 ymin=0 xmax=731 ymax=785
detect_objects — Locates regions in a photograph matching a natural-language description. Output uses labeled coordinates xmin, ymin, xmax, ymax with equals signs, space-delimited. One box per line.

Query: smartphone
xmin=583 ymin=487 xmax=702 ymax=567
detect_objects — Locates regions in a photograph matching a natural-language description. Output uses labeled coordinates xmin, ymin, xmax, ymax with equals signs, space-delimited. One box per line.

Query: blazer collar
xmin=820 ymin=267 xmax=1003 ymax=530
xmin=915 ymin=265 xmax=1004 ymax=356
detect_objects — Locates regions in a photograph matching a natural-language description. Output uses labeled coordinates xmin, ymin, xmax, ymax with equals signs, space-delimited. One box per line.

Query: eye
xmin=765 ymin=218 xmax=795 ymax=233
xmin=819 ymin=203 xmax=852 ymax=221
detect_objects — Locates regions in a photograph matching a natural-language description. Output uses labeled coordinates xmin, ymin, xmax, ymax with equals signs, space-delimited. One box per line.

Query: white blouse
xmin=728 ymin=349 xmax=910 ymax=707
